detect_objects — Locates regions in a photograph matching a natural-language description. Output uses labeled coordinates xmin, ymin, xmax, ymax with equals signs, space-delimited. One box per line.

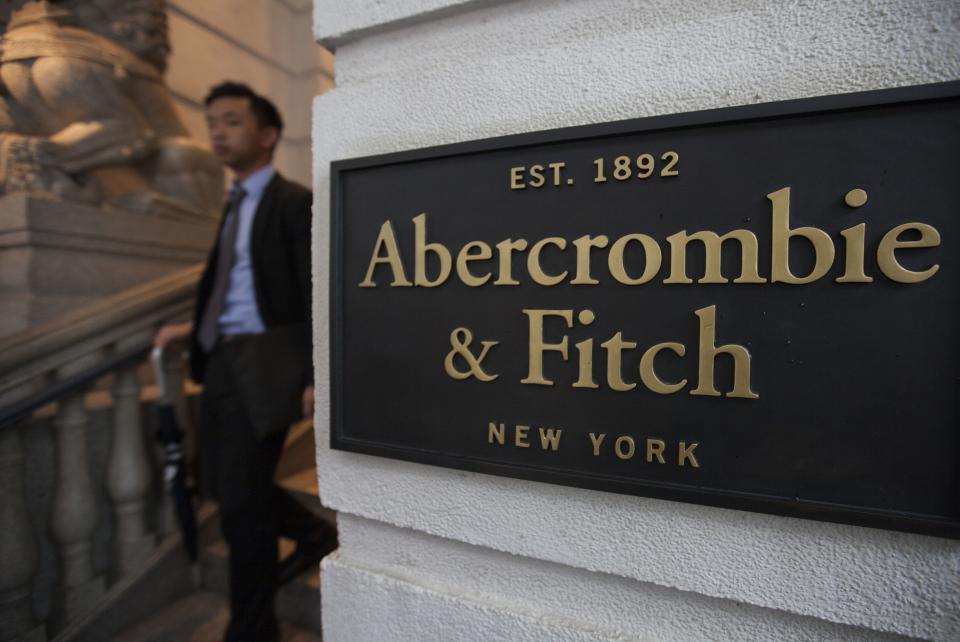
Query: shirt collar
xmin=235 ymin=164 xmax=275 ymax=201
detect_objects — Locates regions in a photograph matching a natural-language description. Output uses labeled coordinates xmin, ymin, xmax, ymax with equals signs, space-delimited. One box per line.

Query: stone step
xmin=277 ymin=467 xmax=338 ymax=528
xmin=202 ymin=537 xmax=324 ymax=633
xmin=55 ymin=502 xmax=220 ymax=642
xmin=276 ymin=422 xmax=339 ymax=539
xmin=276 ymin=419 xmax=318 ymax=481
xmin=202 ymin=421 xmax=336 ymax=632
xmin=200 ymin=454 xmax=335 ymax=635
xmin=111 ymin=589 xmax=322 ymax=642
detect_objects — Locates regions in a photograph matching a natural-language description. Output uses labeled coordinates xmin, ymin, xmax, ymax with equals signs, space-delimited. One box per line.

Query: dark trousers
xmin=200 ymin=344 xmax=322 ymax=642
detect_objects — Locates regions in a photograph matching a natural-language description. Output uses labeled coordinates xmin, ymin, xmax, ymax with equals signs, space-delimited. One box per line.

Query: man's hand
xmin=302 ymin=385 xmax=315 ymax=420
xmin=154 ymin=321 xmax=193 ymax=349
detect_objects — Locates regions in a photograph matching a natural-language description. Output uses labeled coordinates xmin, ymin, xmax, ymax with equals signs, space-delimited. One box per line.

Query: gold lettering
xmin=877 ymin=223 xmax=941 ymax=283
xmin=571 ymin=234 xmax=610 ymax=285
xmin=600 ymin=332 xmax=637 ymax=391
xmin=844 ymin=188 xmax=868 ymax=208
xmin=639 ymin=342 xmax=687 ymax=394
xmin=608 ymin=233 xmax=662 ymax=285
xmin=678 ymin=441 xmax=700 ymax=467
xmin=539 ymin=427 xmax=563 ymax=450
xmin=488 ymin=422 xmax=505 ymax=445
xmin=456 ymin=241 xmax=493 ymax=287
xmin=691 ymin=305 xmax=758 ymax=399
xmin=510 ymin=166 xmax=525 ymax=190
xmin=589 ymin=432 xmax=606 ymax=456
xmin=664 ymin=229 xmax=765 ymax=284
xmin=359 ymin=219 xmax=413 ymax=287
xmin=521 ymin=309 xmax=572 ymax=386
xmin=413 ymin=213 xmax=451 ymax=287
xmin=494 ymin=238 xmax=529 ymax=285
xmin=573 ymin=310 xmax=597 ymax=389
xmin=444 ymin=328 xmax=499 ymax=382
xmin=646 ymin=438 xmax=666 ymax=464
xmin=548 ymin=161 xmax=566 ymax=186
xmin=614 ymin=435 xmax=635 ymax=460
xmin=573 ymin=341 xmax=597 ymax=389
xmin=769 ymin=187 xmax=835 ymax=284
xmin=836 ymin=223 xmax=873 ymax=283
xmin=528 ymin=237 xmax=568 ymax=286
xmin=528 ymin=164 xmax=545 ymax=188
xmin=514 ymin=425 xmax=530 ymax=448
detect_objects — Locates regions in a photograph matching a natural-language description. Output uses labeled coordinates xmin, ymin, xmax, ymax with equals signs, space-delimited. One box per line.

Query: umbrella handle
xmin=151 ymin=346 xmax=169 ymax=403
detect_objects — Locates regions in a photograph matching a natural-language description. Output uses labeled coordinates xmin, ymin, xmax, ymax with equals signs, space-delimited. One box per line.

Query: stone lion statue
xmin=0 ymin=0 xmax=223 ymax=218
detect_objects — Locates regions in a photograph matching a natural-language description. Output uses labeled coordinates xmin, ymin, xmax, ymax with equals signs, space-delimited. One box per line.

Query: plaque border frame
xmin=329 ymin=81 xmax=960 ymax=539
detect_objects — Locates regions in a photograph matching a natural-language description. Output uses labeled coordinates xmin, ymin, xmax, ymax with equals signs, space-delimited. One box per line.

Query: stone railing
xmin=0 ymin=264 xmax=202 ymax=641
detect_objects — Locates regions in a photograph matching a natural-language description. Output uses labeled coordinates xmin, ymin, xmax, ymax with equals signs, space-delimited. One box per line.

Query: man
xmin=155 ymin=82 xmax=333 ymax=642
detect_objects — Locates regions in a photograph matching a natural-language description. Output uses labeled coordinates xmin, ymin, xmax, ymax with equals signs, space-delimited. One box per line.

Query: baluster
xmin=162 ymin=351 xmax=192 ymax=459
xmin=154 ymin=349 xmax=192 ymax=538
xmin=49 ymin=392 xmax=104 ymax=630
xmin=0 ymin=424 xmax=45 ymax=641
xmin=107 ymin=367 xmax=153 ymax=577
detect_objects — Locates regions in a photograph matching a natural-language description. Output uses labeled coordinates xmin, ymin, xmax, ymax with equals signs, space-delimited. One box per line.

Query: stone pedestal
xmin=49 ymin=576 xmax=106 ymax=634
xmin=0 ymin=193 xmax=216 ymax=337
xmin=17 ymin=625 xmax=45 ymax=642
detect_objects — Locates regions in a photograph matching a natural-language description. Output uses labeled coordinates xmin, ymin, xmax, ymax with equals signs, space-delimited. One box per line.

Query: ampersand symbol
xmin=444 ymin=327 xmax=499 ymax=382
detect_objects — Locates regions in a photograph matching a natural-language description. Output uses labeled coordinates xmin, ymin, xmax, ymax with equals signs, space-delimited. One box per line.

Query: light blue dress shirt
xmin=217 ymin=164 xmax=274 ymax=336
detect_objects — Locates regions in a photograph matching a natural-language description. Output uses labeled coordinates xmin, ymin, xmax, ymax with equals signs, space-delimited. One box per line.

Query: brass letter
xmin=494 ymin=238 xmax=529 ymax=285
xmin=515 ymin=425 xmax=530 ymax=448
xmin=549 ymin=161 xmax=566 ymax=186
xmin=573 ymin=310 xmax=597 ymax=389
xmin=664 ymin=230 xmax=765 ymax=284
xmin=571 ymin=234 xmax=610 ymax=285
xmin=608 ymin=233 xmax=662 ymax=285
xmin=510 ymin=166 xmax=525 ymax=190
xmin=678 ymin=441 xmax=700 ymax=467
xmin=521 ymin=309 xmax=573 ymax=386
xmin=639 ymin=342 xmax=687 ymax=394
xmin=589 ymin=432 xmax=606 ymax=456
xmin=877 ymin=223 xmax=941 ymax=283
xmin=769 ymin=187 xmax=835 ymax=284
xmin=488 ymin=422 xmax=505 ymax=445
xmin=413 ymin=213 xmax=451 ymax=287
xmin=600 ymin=332 xmax=637 ymax=391
xmin=528 ymin=237 xmax=569 ymax=286
xmin=646 ymin=439 xmax=666 ymax=464
xmin=539 ymin=428 xmax=563 ymax=451
xmin=528 ymin=165 xmax=545 ymax=188
xmin=614 ymin=436 xmax=636 ymax=460
xmin=691 ymin=305 xmax=758 ymax=399
xmin=574 ymin=338 xmax=598 ymax=389
xmin=836 ymin=223 xmax=873 ymax=283
xmin=359 ymin=220 xmax=413 ymax=287
xmin=456 ymin=241 xmax=493 ymax=286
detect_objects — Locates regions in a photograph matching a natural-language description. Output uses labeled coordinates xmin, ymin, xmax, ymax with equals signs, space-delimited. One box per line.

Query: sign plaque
xmin=330 ymin=82 xmax=960 ymax=538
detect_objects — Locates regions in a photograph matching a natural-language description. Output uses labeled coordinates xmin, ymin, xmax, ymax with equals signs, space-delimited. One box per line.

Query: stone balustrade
xmin=0 ymin=265 xmax=201 ymax=641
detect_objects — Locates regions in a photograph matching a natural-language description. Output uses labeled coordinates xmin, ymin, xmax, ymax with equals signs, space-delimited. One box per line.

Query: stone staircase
xmin=102 ymin=420 xmax=333 ymax=641
xmin=111 ymin=592 xmax=321 ymax=642
xmin=0 ymin=266 xmax=334 ymax=641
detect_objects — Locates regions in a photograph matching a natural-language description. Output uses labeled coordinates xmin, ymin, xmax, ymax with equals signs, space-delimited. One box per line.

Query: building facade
xmin=311 ymin=1 xmax=960 ymax=640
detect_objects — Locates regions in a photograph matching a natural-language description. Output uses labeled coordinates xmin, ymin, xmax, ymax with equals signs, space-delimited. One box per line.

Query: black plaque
xmin=330 ymin=82 xmax=960 ymax=538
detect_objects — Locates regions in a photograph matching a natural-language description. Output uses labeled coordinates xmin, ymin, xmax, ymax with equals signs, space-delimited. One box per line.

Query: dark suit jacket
xmin=189 ymin=172 xmax=313 ymax=437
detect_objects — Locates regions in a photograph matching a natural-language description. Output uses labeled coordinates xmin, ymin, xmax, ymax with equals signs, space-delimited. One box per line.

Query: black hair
xmin=204 ymin=81 xmax=284 ymax=134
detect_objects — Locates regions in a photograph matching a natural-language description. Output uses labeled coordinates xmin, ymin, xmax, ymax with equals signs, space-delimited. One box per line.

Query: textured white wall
xmin=312 ymin=1 xmax=960 ymax=640
xmin=313 ymin=0 xmax=504 ymax=48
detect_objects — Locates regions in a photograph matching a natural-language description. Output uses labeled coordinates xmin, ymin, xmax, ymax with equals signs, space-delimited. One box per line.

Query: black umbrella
xmin=151 ymin=347 xmax=198 ymax=562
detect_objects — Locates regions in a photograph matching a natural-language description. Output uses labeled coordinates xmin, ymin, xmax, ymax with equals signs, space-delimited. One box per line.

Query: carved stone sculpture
xmin=0 ymin=0 xmax=223 ymax=218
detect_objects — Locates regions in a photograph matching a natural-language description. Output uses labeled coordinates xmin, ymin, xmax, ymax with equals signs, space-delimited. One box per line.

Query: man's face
xmin=205 ymin=96 xmax=276 ymax=172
